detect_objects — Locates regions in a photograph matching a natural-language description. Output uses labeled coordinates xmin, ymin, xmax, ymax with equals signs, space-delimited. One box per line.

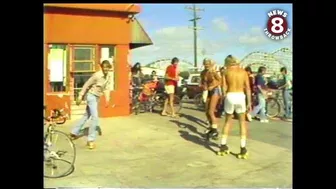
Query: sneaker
xmin=87 ymin=141 xmax=96 ymax=149
xmin=69 ymin=133 xmax=80 ymax=140
xmin=260 ymin=119 xmax=269 ymax=123
xmin=246 ymin=113 xmax=252 ymax=122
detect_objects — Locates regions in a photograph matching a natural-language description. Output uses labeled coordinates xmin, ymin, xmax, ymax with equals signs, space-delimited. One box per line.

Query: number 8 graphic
xmin=271 ymin=17 xmax=284 ymax=34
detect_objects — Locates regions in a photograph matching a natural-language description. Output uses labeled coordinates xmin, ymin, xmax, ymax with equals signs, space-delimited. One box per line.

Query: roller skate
xmin=217 ymin=144 xmax=230 ymax=156
xmin=237 ymin=147 xmax=249 ymax=159
xmin=204 ymin=128 xmax=219 ymax=141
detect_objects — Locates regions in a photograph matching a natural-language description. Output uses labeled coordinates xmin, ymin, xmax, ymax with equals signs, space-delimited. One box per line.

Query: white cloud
xmin=238 ymin=34 xmax=268 ymax=45
xmin=131 ymin=24 xmax=292 ymax=65
xmin=238 ymin=26 xmax=292 ymax=48
xmin=212 ymin=18 xmax=229 ymax=32
xmin=131 ymin=26 xmax=229 ymax=64
xmin=250 ymin=27 xmax=262 ymax=33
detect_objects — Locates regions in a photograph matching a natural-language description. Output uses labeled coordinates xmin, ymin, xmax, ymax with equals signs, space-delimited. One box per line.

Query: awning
xmin=130 ymin=18 xmax=153 ymax=49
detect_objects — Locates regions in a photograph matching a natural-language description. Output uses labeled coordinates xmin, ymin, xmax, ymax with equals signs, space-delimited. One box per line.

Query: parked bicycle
xmin=193 ymin=92 xmax=205 ymax=109
xmin=265 ymin=90 xmax=293 ymax=118
xmin=152 ymin=91 xmax=183 ymax=114
xmin=131 ymin=86 xmax=155 ymax=115
xmin=44 ymin=106 xmax=76 ymax=178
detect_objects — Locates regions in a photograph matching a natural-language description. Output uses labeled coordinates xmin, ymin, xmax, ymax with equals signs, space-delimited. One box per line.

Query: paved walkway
xmin=44 ymin=106 xmax=292 ymax=188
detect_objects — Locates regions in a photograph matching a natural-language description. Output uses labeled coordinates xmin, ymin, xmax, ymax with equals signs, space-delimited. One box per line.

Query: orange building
xmin=44 ymin=3 xmax=152 ymax=119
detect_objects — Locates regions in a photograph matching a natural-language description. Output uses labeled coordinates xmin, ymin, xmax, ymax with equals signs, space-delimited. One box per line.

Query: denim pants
xmin=71 ymin=93 xmax=99 ymax=142
xmin=283 ymin=89 xmax=292 ymax=118
xmin=251 ymin=93 xmax=267 ymax=120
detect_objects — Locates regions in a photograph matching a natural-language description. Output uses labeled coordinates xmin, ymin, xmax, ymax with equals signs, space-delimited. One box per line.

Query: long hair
xmin=131 ymin=62 xmax=142 ymax=74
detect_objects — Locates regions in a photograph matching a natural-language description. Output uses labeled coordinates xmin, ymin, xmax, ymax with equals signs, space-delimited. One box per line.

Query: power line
xmin=185 ymin=4 xmax=204 ymax=68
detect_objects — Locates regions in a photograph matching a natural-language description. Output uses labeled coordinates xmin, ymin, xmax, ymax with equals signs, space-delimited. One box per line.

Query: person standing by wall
xmin=131 ymin=62 xmax=144 ymax=86
xmin=69 ymin=60 xmax=113 ymax=149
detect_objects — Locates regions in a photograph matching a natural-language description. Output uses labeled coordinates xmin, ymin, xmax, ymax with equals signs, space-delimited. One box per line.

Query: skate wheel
xmin=217 ymin=152 xmax=222 ymax=156
xmin=225 ymin=151 xmax=230 ymax=154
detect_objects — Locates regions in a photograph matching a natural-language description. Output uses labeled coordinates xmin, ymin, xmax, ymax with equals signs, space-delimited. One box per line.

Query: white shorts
xmin=164 ymin=85 xmax=175 ymax=94
xmin=224 ymin=92 xmax=246 ymax=114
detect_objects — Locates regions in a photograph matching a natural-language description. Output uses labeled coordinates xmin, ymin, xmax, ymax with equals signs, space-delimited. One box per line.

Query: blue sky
xmin=131 ymin=3 xmax=292 ymax=66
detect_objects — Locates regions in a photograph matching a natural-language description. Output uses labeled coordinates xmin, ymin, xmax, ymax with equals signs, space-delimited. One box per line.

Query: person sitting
xmin=138 ymin=78 xmax=159 ymax=103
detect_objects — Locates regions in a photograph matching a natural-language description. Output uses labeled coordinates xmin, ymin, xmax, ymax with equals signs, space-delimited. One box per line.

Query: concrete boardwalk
xmin=44 ymin=107 xmax=292 ymax=188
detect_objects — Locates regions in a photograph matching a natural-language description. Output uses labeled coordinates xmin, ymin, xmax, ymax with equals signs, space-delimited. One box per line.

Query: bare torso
xmin=201 ymin=69 xmax=221 ymax=90
xmin=224 ymin=66 xmax=249 ymax=93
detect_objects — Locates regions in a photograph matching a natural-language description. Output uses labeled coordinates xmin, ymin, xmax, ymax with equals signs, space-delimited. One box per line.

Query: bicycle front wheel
xmin=194 ymin=93 xmax=205 ymax=109
xmin=44 ymin=130 xmax=76 ymax=178
xmin=152 ymin=93 xmax=183 ymax=114
xmin=266 ymin=98 xmax=281 ymax=118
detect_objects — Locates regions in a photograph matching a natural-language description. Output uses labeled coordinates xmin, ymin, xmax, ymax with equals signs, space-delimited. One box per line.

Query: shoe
xmin=246 ymin=113 xmax=252 ymax=122
xmin=96 ymin=126 xmax=102 ymax=136
xmin=87 ymin=141 xmax=95 ymax=149
xmin=260 ymin=119 xmax=269 ymax=123
xmin=69 ymin=133 xmax=80 ymax=140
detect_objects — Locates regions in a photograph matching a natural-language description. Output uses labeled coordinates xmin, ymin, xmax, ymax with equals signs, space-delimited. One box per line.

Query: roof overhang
xmin=130 ymin=18 xmax=153 ymax=50
xmin=44 ymin=3 xmax=141 ymax=14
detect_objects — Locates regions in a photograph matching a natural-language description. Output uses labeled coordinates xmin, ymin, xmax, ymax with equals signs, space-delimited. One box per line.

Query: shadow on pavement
xmin=179 ymin=113 xmax=208 ymax=128
xmin=169 ymin=119 xmax=218 ymax=154
xmin=178 ymin=130 xmax=218 ymax=155
xmin=182 ymin=106 xmax=204 ymax=112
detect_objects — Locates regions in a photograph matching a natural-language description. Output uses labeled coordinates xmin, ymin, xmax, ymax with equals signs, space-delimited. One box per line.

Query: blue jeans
xmin=251 ymin=93 xmax=267 ymax=120
xmin=283 ymin=89 xmax=292 ymax=118
xmin=71 ymin=93 xmax=100 ymax=142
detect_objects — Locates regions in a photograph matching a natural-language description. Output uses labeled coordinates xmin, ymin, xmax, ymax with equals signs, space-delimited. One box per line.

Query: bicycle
xmin=152 ymin=90 xmax=183 ymax=114
xmin=265 ymin=90 xmax=293 ymax=118
xmin=131 ymin=86 xmax=155 ymax=115
xmin=44 ymin=106 xmax=76 ymax=178
xmin=193 ymin=92 xmax=205 ymax=109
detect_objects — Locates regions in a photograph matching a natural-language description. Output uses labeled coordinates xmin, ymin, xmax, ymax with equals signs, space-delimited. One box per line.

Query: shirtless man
xmin=218 ymin=55 xmax=251 ymax=159
xmin=200 ymin=58 xmax=222 ymax=140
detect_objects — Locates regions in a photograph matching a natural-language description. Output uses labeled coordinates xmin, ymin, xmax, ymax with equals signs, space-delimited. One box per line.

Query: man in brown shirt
xmin=218 ymin=55 xmax=251 ymax=159
xmin=69 ymin=60 xmax=112 ymax=149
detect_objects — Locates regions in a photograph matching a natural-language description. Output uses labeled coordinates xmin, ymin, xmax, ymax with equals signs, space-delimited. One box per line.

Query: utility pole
xmin=185 ymin=4 xmax=204 ymax=68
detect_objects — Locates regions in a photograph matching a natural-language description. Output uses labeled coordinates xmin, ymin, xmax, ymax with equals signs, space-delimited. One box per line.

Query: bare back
xmin=224 ymin=66 xmax=250 ymax=93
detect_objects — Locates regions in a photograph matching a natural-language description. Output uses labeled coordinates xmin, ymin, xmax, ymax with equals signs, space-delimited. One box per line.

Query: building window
xmin=47 ymin=44 xmax=68 ymax=92
xmin=73 ymin=72 xmax=93 ymax=100
xmin=100 ymin=45 xmax=116 ymax=91
xmin=72 ymin=46 xmax=95 ymax=72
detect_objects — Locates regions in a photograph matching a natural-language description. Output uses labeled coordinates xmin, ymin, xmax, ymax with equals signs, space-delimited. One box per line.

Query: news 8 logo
xmin=264 ymin=9 xmax=291 ymax=40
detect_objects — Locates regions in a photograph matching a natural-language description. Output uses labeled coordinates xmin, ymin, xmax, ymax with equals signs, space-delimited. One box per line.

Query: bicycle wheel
xmin=174 ymin=95 xmax=183 ymax=113
xmin=194 ymin=93 xmax=205 ymax=108
xmin=152 ymin=93 xmax=182 ymax=113
xmin=266 ymin=98 xmax=281 ymax=118
xmin=44 ymin=130 xmax=76 ymax=178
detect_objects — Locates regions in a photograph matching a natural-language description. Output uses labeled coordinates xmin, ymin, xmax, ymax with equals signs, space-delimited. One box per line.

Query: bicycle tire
xmin=174 ymin=95 xmax=183 ymax=113
xmin=44 ymin=130 xmax=76 ymax=178
xmin=152 ymin=93 xmax=182 ymax=113
xmin=193 ymin=93 xmax=204 ymax=108
xmin=266 ymin=98 xmax=281 ymax=118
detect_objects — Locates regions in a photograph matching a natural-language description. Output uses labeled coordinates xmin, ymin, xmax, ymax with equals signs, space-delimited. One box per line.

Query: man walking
xmin=69 ymin=60 xmax=112 ymax=149
xmin=161 ymin=57 xmax=179 ymax=117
